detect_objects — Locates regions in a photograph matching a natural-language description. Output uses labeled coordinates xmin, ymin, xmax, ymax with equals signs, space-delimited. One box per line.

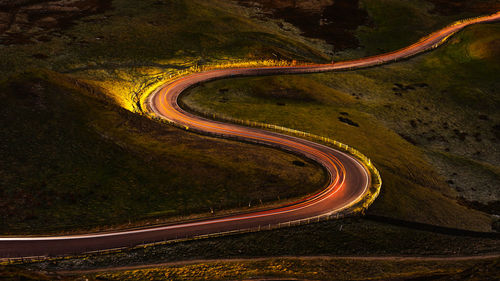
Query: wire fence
xmin=1 ymin=110 xmax=382 ymax=265
xmin=0 ymin=212 xmax=355 ymax=266
xmin=5 ymin=13 xmax=497 ymax=265
xmin=171 ymin=107 xmax=382 ymax=214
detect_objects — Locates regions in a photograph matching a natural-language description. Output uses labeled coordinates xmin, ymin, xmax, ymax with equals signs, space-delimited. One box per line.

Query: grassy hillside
xmin=182 ymin=23 xmax=500 ymax=231
xmin=355 ymin=0 xmax=499 ymax=56
xmin=0 ymin=70 xmax=326 ymax=234
xmin=1 ymin=0 xmax=498 ymax=111
xmin=3 ymin=257 xmax=499 ymax=281
xmin=0 ymin=0 xmax=331 ymax=112
xmin=1 ymin=0 xmax=499 ymax=278
xmin=85 ymin=257 xmax=500 ymax=281
xmin=0 ymin=0 xmax=497 ymax=233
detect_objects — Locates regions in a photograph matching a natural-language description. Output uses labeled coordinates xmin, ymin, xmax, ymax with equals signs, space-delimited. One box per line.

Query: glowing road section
xmin=0 ymin=12 xmax=498 ymax=258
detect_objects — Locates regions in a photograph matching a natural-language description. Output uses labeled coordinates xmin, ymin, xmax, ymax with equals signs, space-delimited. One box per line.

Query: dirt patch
xmin=0 ymin=0 xmax=112 ymax=45
xmin=237 ymin=0 xmax=369 ymax=50
xmin=338 ymin=116 xmax=359 ymax=127
xmin=458 ymin=199 xmax=500 ymax=216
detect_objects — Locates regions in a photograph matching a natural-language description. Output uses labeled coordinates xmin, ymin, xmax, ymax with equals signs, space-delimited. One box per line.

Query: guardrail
xmin=136 ymin=12 xmax=500 ymax=113
xmin=1 ymin=103 xmax=382 ymax=265
xmin=0 ymin=211 xmax=354 ymax=266
xmin=170 ymin=106 xmax=382 ymax=216
xmin=7 ymin=12 xmax=496 ymax=265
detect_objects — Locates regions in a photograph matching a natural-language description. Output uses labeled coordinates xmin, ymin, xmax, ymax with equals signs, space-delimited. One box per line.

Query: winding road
xmin=1 ymin=12 xmax=499 ymax=259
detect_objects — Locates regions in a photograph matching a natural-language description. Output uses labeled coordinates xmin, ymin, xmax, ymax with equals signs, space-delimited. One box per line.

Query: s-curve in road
xmin=1 ymin=12 xmax=499 ymax=259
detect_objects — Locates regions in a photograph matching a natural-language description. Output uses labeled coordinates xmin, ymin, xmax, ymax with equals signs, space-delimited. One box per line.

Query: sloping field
xmin=182 ymin=23 xmax=500 ymax=231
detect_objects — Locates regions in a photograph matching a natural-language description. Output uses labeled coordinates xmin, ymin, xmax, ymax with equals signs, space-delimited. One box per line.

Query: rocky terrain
xmin=237 ymin=0 xmax=369 ymax=50
xmin=0 ymin=0 xmax=111 ymax=45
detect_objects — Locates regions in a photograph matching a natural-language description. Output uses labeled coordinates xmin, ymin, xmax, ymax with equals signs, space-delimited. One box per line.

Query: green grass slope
xmin=3 ymin=257 xmax=499 ymax=281
xmin=0 ymin=0 xmax=329 ymax=70
xmin=182 ymin=23 xmax=500 ymax=231
xmin=88 ymin=257 xmax=500 ymax=281
xmin=0 ymin=0 xmax=331 ymax=111
xmin=0 ymin=70 xmax=326 ymax=234
xmin=356 ymin=0 xmax=499 ymax=56
xmin=0 ymin=0 xmax=498 ymax=233
xmin=1 ymin=0 xmax=498 ymax=110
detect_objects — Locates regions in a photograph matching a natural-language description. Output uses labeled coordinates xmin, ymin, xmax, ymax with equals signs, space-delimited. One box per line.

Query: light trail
xmin=1 ymin=12 xmax=498 ymax=258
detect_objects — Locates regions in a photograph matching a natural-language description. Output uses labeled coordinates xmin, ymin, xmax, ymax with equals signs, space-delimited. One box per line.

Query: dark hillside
xmin=0 ymin=70 xmax=326 ymax=234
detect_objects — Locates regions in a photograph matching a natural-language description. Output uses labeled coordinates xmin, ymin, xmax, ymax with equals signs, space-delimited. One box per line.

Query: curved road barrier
xmin=1 ymin=12 xmax=498 ymax=259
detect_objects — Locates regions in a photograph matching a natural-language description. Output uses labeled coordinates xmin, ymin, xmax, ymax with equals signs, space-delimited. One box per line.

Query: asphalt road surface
xmin=1 ymin=12 xmax=498 ymax=259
